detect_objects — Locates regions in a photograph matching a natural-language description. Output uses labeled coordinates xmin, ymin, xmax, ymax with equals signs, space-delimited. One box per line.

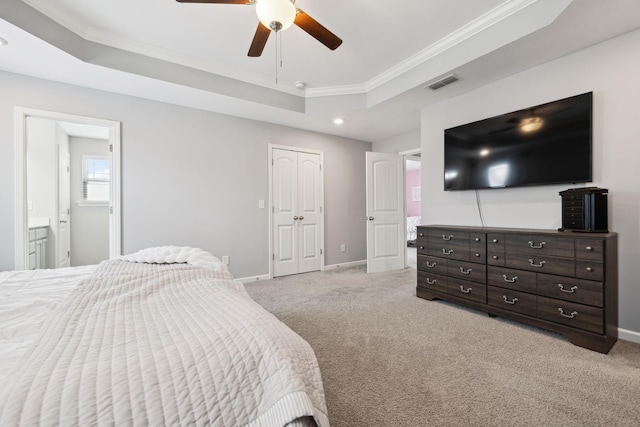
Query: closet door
xmin=272 ymin=148 xmax=322 ymax=277
xmin=297 ymin=152 xmax=321 ymax=273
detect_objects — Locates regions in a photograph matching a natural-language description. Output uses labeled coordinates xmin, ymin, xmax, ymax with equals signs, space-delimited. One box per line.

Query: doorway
xmin=14 ymin=107 xmax=121 ymax=270
xmin=405 ymin=156 xmax=421 ymax=269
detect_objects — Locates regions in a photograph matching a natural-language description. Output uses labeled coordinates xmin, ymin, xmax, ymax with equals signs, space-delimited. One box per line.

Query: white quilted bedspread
xmin=0 ymin=260 xmax=329 ymax=427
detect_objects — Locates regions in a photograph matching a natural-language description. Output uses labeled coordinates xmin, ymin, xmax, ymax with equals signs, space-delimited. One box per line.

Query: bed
xmin=406 ymin=216 xmax=421 ymax=244
xmin=0 ymin=247 xmax=329 ymax=426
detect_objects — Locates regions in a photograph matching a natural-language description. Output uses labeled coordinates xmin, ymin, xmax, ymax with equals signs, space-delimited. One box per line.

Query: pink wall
xmin=406 ymin=161 xmax=421 ymax=217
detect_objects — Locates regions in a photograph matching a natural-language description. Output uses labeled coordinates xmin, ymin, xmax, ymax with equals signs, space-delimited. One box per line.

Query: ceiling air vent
xmin=425 ymin=74 xmax=459 ymax=90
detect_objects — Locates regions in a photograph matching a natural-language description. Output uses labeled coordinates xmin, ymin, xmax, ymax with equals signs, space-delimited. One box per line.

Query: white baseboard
xmin=236 ymin=274 xmax=271 ymax=283
xmin=324 ymin=260 xmax=367 ymax=270
xmin=618 ymin=328 xmax=640 ymax=344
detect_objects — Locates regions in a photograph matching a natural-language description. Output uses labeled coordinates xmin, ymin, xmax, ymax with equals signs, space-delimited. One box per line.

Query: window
xmin=82 ymin=155 xmax=110 ymax=202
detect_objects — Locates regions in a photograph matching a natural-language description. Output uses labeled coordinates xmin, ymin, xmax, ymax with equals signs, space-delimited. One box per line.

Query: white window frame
xmin=80 ymin=154 xmax=110 ymax=206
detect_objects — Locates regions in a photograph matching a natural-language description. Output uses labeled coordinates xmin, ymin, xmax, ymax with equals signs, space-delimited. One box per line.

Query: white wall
xmin=372 ymin=129 xmax=421 ymax=154
xmin=421 ymin=29 xmax=640 ymax=338
xmin=0 ymin=71 xmax=371 ymax=277
xmin=69 ymin=136 xmax=110 ymax=267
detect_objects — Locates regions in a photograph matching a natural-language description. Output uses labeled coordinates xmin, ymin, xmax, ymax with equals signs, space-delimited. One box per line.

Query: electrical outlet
xmin=340 ymin=244 xmax=346 ymax=253
xmin=222 ymin=255 xmax=229 ymax=265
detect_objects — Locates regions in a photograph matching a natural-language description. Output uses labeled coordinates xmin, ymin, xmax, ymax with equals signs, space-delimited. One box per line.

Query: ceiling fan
xmin=176 ymin=0 xmax=343 ymax=57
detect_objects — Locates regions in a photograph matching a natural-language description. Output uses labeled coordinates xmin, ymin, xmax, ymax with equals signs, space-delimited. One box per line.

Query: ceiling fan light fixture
xmin=256 ymin=0 xmax=296 ymax=32
xmin=519 ymin=116 xmax=544 ymax=133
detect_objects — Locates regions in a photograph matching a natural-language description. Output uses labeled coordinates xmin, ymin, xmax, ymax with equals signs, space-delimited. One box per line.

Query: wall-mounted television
xmin=444 ymin=92 xmax=593 ymax=191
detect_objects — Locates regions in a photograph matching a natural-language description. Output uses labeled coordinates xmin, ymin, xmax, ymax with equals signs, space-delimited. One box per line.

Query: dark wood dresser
xmin=416 ymin=225 xmax=618 ymax=353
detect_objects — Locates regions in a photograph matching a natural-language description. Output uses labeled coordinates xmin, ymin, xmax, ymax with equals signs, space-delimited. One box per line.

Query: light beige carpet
xmin=245 ymin=266 xmax=640 ymax=427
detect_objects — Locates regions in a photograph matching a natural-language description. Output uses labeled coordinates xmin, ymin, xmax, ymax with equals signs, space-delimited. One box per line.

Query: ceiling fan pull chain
xmin=274 ymin=30 xmax=278 ymax=84
xmin=279 ymin=30 xmax=283 ymax=68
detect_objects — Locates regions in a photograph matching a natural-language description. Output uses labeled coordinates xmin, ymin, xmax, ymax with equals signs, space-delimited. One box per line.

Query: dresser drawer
xmin=487 ymin=266 xmax=536 ymax=293
xmin=427 ymin=240 xmax=469 ymax=261
xmin=427 ymin=228 xmax=469 ymax=244
xmin=488 ymin=286 xmax=537 ymax=317
xmin=575 ymin=260 xmax=604 ymax=281
xmin=537 ymin=274 xmax=603 ymax=307
xmin=417 ymin=271 xmax=448 ymax=294
xmin=448 ymin=278 xmax=486 ymax=304
xmin=564 ymin=219 xmax=584 ymax=229
xmin=417 ymin=255 xmax=447 ymax=275
xmin=505 ymin=235 xmax=575 ymax=258
xmin=537 ymin=296 xmax=604 ymax=334
xmin=505 ymin=253 xmax=575 ymax=276
xmin=447 ymin=260 xmax=486 ymax=284
xmin=563 ymin=212 xmax=584 ymax=221
xmin=575 ymin=239 xmax=604 ymax=261
xmin=563 ymin=199 xmax=583 ymax=207
xmin=563 ymin=205 xmax=584 ymax=214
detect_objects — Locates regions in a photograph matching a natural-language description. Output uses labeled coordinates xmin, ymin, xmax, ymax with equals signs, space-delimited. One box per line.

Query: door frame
xmin=14 ymin=107 xmax=122 ymax=270
xmin=268 ymin=144 xmax=325 ymax=279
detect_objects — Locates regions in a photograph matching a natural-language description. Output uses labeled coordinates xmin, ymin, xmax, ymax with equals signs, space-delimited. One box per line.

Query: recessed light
xmin=0 ymin=37 xmax=8 ymax=46
xmin=333 ymin=118 xmax=345 ymax=125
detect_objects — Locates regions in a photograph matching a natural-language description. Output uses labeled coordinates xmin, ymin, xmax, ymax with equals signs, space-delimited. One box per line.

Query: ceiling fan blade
xmin=175 ymin=0 xmax=251 ymax=4
xmin=248 ymin=23 xmax=271 ymax=57
xmin=294 ymin=9 xmax=342 ymax=51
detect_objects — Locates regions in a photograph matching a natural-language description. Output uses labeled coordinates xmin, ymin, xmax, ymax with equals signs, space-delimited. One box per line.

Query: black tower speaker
xmin=559 ymin=187 xmax=608 ymax=233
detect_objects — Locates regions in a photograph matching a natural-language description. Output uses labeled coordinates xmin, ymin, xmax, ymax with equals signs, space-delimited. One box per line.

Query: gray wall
xmin=69 ymin=136 xmax=110 ymax=267
xmin=0 ymin=71 xmax=371 ymax=277
xmin=420 ymin=29 xmax=640 ymax=339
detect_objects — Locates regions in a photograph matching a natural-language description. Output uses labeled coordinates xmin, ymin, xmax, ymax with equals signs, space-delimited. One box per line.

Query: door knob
xmin=368 ymin=216 xmax=374 ymax=221
xmin=60 ymin=220 xmax=67 ymax=223
xmin=298 ymin=216 xmax=304 ymax=220
xmin=293 ymin=216 xmax=299 ymax=220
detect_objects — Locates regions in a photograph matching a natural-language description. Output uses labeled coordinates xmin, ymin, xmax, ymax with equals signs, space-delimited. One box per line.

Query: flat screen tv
xmin=444 ymin=92 xmax=593 ymax=191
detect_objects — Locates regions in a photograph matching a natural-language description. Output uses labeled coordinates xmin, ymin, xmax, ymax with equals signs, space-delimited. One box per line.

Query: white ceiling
xmin=1 ymin=0 xmax=640 ymax=142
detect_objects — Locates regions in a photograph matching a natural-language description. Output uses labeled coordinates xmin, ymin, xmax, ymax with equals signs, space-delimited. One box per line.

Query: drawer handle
xmin=459 ymin=286 xmax=472 ymax=294
xmin=459 ymin=267 xmax=472 ymax=275
xmin=426 ymin=278 xmax=436 ymax=285
xmin=474 ymin=253 xmax=481 ymax=257
xmin=529 ymin=259 xmax=546 ymax=268
xmin=503 ymin=296 xmax=518 ymax=305
xmin=492 ymin=239 xmax=499 ymax=243
xmin=558 ymin=308 xmax=578 ymax=319
xmin=585 ymin=246 xmax=593 ymax=251
xmin=502 ymin=274 xmax=518 ymax=283
xmin=442 ymin=249 xmax=454 ymax=255
xmin=442 ymin=234 xmax=453 ymax=241
xmin=475 ymin=237 xmax=481 ymax=242
xmin=419 ymin=232 xmax=424 ymax=237
xmin=492 ymin=255 xmax=499 ymax=260
xmin=419 ymin=246 xmax=425 ymax=250
xmin=425 ymin=261 xmax=436 ymax=268
xmin=585 ymin=267 xmax=593 ymax=272
xmin=558 ymin=284 xmax=578 ymax=293
xmin=528 ymin=240 xmax=546 ymax=249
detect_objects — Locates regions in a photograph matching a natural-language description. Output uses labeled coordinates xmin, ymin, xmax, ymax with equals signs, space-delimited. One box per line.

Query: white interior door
xmin=366 ymin=152 xmax=406 ymax=273
xmin=297 ymin=152 xmax=322 ymax=274
xmin=273 ymin=149 xmax=299 ymax=277
xmin=58 ymin=148 xmax=71 ymax=268
xmin=272 ymin=148 xmax=322 ymax=277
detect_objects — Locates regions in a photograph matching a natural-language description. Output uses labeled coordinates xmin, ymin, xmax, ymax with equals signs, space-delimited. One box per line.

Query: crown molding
xmin=306 ymin=0 xmax=541 ymax=98
xmin=22 ymin=0 xmax=542 ymax=99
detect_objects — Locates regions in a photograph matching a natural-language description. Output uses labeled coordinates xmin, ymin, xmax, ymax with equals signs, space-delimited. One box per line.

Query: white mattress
xmin=0 ymin=265 xmax=97 ymax=389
